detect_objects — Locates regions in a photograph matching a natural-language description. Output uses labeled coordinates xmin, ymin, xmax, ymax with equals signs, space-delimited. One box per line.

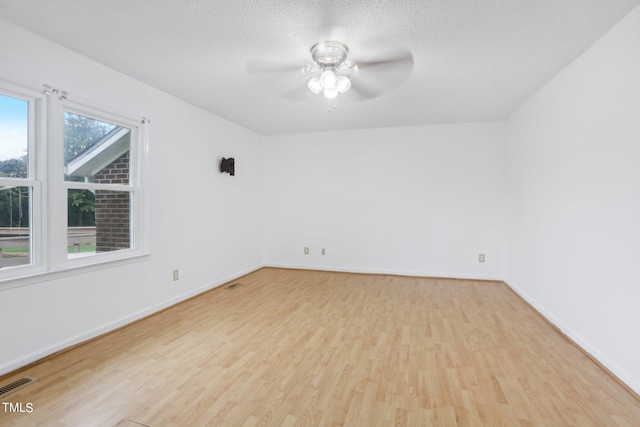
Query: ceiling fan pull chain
xmin=327 ymin=98 xmax=338 ymax=112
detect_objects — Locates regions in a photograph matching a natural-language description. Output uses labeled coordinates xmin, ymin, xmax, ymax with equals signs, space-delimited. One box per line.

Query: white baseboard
xmin=0 ymin=265 xmax=263 ymax=377
xmin=503 ymin=277 xmax=640 ymax=396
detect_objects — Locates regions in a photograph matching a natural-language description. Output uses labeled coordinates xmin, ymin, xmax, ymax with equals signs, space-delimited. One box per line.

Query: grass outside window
xmin=3 ymin=245 xmax=96 ymax=254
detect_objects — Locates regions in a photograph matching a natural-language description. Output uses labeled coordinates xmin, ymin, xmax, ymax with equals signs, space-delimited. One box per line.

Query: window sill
xmin=0 ymin=251 xmax=151 ymax=291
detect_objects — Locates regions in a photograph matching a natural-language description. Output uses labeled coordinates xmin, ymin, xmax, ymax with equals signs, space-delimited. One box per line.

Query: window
xmin=0 ymin=86 xmax=42 ymax=278
xmin=0 ymin=80 xmax=147 ymax=283
xmin=63 ymin=111 xmax=135 ymax=259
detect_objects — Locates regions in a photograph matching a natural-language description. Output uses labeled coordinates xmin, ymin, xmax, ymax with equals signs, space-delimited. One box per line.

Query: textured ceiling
xmin=0 ymin=0 xmax=638 ymax=135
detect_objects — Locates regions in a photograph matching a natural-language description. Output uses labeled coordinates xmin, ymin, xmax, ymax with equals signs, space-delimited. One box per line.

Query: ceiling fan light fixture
xmin=307 ymin=76 xmax=323 ymax=94
xmin=320 ymin=69 xmax=337 ymax=88
xmin=305 ymin=41 xmax=356 ymax=101
xmin=323 ymin=86 xmax=338 ymax=99
xmin=336 ymin=75 xmax=351 ymax=93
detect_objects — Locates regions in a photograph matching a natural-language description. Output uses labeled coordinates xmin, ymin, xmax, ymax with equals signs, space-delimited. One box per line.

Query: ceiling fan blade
xmin=245 ymin=59 xmax=314 ymax=102
xmin=342 ymin=47 xmax=414 ymax=101
xmin=245 ymin=58 xmax=303 ymax=75
xmin=282 ymin=86 xmax=317 ymax=102
xmin=355 ymin=48 xmax=414 ymax=73
xmin=343 ymin=79 xmax=384 ymax=102
xmin=345 ymin=62 xmax=413 ymax=102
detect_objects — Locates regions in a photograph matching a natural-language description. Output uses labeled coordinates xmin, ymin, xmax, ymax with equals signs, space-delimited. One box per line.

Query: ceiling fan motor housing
xmin=310 ymin=41 xmax=349 ymax=68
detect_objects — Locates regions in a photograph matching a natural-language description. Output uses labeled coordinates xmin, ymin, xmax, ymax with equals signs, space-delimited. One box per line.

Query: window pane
xmin=67 ymin=189 xmax=131 ymax=258
xmin=64 ymin=112 xmax=130 ymax=183
xmin=68 ymin=189 xmax=95 ymax=227
xmin=0 ymin=186 xmax=31 ymax=268
xmin=0 ymin=94 xmax=29 ymax=179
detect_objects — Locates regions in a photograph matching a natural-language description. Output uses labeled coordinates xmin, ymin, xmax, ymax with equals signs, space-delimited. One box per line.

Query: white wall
xmin=4 ymin=4 xmax=639 ymax=397
xmin=0 ymin=21 xmax=264 ymax=375
xmin=263 ymin=123 xmax=507 ymax=279
xmin=506 ymin=5 xmax=640 ymax=393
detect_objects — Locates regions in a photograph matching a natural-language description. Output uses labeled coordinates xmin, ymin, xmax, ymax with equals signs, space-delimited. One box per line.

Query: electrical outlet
xmin=479 ymin=254 xmax=485 ymax=263
xmin=304 ymin=247 xmax=309 ymax=255
xmin=322 ymin=248 xmax=326 ymax=255
xmin=173 ymin=269 xmax=179 ymax=281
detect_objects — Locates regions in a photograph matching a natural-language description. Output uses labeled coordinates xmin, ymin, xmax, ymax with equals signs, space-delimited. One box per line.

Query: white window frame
xmin=0 ymin=79 xmax=148 ymax=287
xmin=51 ymin=100 xmax=147 ymax=268
xmin=0 ymin=82 xmax=46 ymax=281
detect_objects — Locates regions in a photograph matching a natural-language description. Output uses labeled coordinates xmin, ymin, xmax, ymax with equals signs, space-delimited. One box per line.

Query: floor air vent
xmin=0 ymin=377 xmax=35 ymax=398
xmin=225 ymin=282 xmax=242 ymax=290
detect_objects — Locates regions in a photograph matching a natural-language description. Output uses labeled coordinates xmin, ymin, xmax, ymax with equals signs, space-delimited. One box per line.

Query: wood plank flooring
xmin=1 ymin=268 xmax=639 ymax=426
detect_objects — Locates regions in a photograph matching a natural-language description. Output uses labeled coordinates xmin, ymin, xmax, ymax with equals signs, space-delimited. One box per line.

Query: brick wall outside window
xmin=94 ymin=152 xmax=130 ymax=251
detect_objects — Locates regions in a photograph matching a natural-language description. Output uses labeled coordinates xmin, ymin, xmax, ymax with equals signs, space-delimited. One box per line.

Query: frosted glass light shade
xmin=320 ymin=70 xmax=337 ymax=88
xmin=307 ymin=76 xmax=322 ymax=94
xmin=336 ymin=75 xmax=351 ymax=93
xmin=323 ymin=86 xmax=338 ymax=99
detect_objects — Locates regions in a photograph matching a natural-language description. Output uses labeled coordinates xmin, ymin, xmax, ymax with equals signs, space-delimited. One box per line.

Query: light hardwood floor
xmin=1 ymin=268 xmax=639 ymax=426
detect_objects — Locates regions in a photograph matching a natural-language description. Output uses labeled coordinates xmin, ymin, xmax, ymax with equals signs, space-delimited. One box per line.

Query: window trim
xmin=57 ymin=101 xmax=146 ymax=268
xmin=0 ymin=80 xmax=149 ymax=287
xmin=0 ymin=82 xmax=47 ymax=281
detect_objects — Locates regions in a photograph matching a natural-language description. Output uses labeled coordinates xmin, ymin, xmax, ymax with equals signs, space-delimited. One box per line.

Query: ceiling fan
xmin=246 ymin=36 xmax=414 ymax=105
xmin=303 ymin=41 xmax=359 ymax=99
